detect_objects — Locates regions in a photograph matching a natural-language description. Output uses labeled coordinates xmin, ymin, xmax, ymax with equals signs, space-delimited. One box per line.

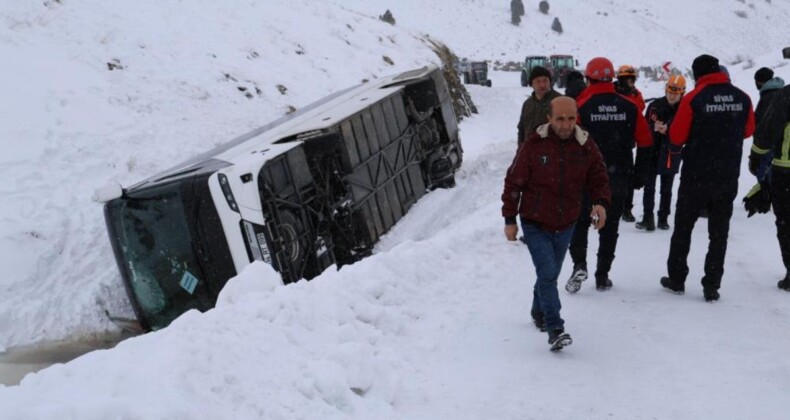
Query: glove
xmin=748 ymin=151 xmax=762 ymax=177
xmin=742 ymin=181 xmax=772 ymax=217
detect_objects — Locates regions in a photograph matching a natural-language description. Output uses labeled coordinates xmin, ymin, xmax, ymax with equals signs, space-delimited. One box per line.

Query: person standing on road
xmin=517 ymin=66 xmax=561 ymax=146
xmin=659 ymin=54 xmax=755 ymax=302
xmin=502 ymin=96 xmax=611 ymax=351
xmin=614 ymin=64 xmax=646 ymax=223
xmin=752 ymin=67 xmax=785 ymax=182
xmin=636 ymin=75 xmax=687 ymax=231
xmin=750 ymin=83 xmax=790 ymax=291
xmin=565 ymin=57 xmax=652 ymax=293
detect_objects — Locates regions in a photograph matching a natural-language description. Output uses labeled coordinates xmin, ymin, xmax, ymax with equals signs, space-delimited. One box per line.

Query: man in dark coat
xmin=564 ymin=70 xmax=586 ymax=99
xmin=517 ymin=66 xmax=561 ymax=146
xmin=749 ymin=84 xmax=790 ymax=291
xmin=636 ymin=74 xmax=686 ymax=231
xmin=660 ymin=54 xmax=755 ymax=301
xmin=565 ymin=57 xmax=652 ymax=293
xmin=502 ymin=96 xmax=611 ymax=350
xmin=752 ymin=67 xmax=785 ymax=182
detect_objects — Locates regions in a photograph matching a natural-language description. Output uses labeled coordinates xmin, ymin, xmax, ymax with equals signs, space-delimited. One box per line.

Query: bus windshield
xmin=105 ymin=183 xmax=214 ymax=329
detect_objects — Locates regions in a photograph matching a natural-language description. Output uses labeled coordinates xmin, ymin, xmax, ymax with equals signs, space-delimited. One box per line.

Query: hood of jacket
xmin=535 ymin=123 xmax=589 ymax=146
xmin=760 ymin=77 xmax=786 ymax=93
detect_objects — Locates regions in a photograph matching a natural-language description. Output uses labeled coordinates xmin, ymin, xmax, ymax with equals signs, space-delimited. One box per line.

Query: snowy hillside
xmin=0 ymin=0 xmax=439 ymax=348
xmin=2 ymin=0 xmax=790 ymax=418
xmin=336 ymin=0 xmax=790 ymax=67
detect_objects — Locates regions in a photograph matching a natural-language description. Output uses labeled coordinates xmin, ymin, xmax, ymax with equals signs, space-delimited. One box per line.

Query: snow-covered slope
xmin=2 ymin=68 xmax=790 ymax=418
xmin=335 ymin=0 xmax=790 ymax=67
xmin=2 ymin=0 xmax=790 ymax=417
xmin=0 ymin=0 xmax=439 ymax=348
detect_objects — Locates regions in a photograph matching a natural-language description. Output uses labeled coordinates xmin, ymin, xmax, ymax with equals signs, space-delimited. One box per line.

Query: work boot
xmin=778 ymin=273 xmax=790 ymax=292
xmin=660 ymin=276 xmax=685 ymax=295
xmin=635 ymin=214 xmax=656 ymax=231
xmin=595 ymin=276 xmax=613 ymax=291
xmin=704 ymin=289 xmax=720 ymax=302
xmin=622 ymin=209 xmax=636 ymax=222
xmin=565 ymin=262 xmax=588 ymax=294
xmin=548 ymin=328 xmax=573 ymax=351
xmin=657 ymin=216 xmax=670 ymax=230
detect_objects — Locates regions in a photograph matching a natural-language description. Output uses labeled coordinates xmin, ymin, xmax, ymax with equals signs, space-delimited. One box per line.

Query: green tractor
xmin=520 ymin=55 xmax=549 ymax=87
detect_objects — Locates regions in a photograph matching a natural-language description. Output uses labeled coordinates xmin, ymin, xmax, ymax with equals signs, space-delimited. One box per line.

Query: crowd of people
xmin=504 ymin=53 xmax=788 ymax=351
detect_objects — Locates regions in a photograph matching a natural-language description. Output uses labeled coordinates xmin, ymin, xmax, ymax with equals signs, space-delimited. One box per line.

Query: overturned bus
xmin=101 ymin=65 xmax=463 ymax=331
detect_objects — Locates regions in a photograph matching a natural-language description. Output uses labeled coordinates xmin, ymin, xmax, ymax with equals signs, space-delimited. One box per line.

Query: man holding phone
xmin=502 ymin=96 xmax=611 ymax=351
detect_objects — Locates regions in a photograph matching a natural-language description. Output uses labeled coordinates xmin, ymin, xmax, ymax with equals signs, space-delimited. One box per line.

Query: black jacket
xmin=645 ymin=97 xmax=681 ymax=175
xmin=754 ymin=84 xmax=790 ymax=172
xmin=576 ymin=82 xmax=652 ymax=178
xmin=755 ymin=77 xmax=785 ymax=126
xmin=669 ymin=72 xmax=755 ymax=186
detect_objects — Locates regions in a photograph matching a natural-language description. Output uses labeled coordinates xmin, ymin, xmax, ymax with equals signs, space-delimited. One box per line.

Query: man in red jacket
xmin=660 ymin=54 xmax=755 ymax=302
xmin=502 ymin=96 xmax=611 ymax=351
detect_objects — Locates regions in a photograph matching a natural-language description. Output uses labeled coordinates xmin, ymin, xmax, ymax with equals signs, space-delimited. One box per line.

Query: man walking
xmin=565 ymin=57 xmax=652 ymax=293
xmin=517 ymin=66 xmax=561 ymax=146
xmin=660 ymin=54 xmax=755 ymax=301
xmin=502 ymin=96 xmax=610 ymax=351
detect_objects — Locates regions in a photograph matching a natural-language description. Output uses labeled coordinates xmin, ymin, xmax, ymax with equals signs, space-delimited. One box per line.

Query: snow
xmin=2 ymin=0 xmax=790 ymax=418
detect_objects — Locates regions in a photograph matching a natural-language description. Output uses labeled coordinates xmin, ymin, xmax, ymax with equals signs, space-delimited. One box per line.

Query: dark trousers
xmin=522 ymin=223 xmax=574 ymax=333
xmin=643 ymin=171 xmax=676 ymax=219
xmin=569 ymin=175 xmax=629 ymax=280
xmin=624 ymin=181 xmax=634 ymax=213
xmin=666 ymin=180 xmax=737 ymax=291
xmin=771 ymin=170 xmax=790 ymax=274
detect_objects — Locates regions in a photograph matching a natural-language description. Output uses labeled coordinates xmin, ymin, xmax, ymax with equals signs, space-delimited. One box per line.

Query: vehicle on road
xmin=462 ymin=61 xmax=492 ymax=87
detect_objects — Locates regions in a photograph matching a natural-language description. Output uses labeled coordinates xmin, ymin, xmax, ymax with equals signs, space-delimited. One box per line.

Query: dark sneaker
xmin=531 ymin=311 xmax=546 ymax=332
xmin=704 ymin=289 xmax=720 ymax=302
xmin=595 ymin=277 xmax=613 ymax=291
xmin=657 ymin=218 xmax=670 ymax=230
xmin=635 ymin=214 xmax=656 ymax=231
xmin=622 ymin=210 xmax=636 ymax=222
xmin=548 ymin=328 xmax=573 ymax=351
xmin=565 ymin=263 xmax=588 ymax=294
xmin=660 ymin=276 xmax=685 ymax=295
xmin=778 ymin=277 xmax=790 ymax=292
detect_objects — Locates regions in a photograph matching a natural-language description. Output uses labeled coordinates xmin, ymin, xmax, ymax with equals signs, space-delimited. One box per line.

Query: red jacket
xmin=502 ymin=124 xmax=611 ymax=232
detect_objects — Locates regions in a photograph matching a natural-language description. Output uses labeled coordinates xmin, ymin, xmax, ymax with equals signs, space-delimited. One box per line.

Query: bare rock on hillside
xmin=551 ymin=17 xmax=563 ymax=33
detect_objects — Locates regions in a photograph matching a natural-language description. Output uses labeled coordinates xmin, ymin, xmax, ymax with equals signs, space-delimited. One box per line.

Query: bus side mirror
xmin=93 ymin=182 xmax=124 ymax=203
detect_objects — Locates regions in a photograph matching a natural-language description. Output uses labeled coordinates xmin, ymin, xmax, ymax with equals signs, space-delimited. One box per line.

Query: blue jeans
xmin=522 ymin=222 xmax=575 ymax=333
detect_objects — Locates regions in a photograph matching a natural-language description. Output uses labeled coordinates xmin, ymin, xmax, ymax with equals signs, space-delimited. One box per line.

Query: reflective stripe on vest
xmin=772 ymin=122 xmax=790 ymax=169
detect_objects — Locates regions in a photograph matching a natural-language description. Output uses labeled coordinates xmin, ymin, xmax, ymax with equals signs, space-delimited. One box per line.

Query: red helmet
xmin=585 ymin=57 xmax=615 ymax=82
